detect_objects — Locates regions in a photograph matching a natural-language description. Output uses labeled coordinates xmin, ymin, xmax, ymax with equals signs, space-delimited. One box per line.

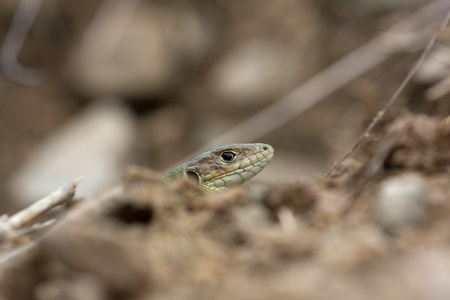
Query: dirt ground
xmin=0 ymin=0 xmax=449 ymax=299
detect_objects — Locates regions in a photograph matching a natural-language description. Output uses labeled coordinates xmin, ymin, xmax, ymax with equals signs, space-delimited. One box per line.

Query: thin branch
xmin=0 ymin=176 xmax=82 ymax=240
xmin=0 ymin=183 xmax=123 ymax=265
xmin=326 ymin=8 xmax=450 ymax=177
xmin=176 ymin=0 xmax=450 ymax=166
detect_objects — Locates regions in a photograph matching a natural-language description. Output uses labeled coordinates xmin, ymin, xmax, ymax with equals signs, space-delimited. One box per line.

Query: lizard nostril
xmin=186 ymin=171 xmax=200 ymax=185
xmin=262 ymin=145 xmax=268 ymax=151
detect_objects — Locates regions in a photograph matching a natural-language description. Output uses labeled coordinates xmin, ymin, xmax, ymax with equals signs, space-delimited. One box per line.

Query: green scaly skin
xmin=161 ymin=143 xmax=274 ymax=192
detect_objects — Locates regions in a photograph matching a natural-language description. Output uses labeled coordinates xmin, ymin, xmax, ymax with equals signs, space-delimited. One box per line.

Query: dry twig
xmin=326 ymin=8 xmax=450 ymax=177
xmin=177 ymin=0 xmax=450 ymax=166
xmin=0 ymin=177 xmax=82 ymax=241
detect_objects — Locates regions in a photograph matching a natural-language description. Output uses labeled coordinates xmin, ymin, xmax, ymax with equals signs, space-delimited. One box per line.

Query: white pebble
xmin=375 ymin=173 xmax=427 ymax=233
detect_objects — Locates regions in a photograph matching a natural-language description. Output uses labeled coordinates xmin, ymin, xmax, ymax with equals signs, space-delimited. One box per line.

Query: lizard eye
xmin=220 ymin=151 xmax=235 ymax=162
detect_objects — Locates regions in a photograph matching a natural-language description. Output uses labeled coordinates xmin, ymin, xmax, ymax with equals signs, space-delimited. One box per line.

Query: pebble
xmin=208 ymin=40 xmax=302 ymax=108
xmin=415 ymin=47 xmax=450 ymax=84
xmin=8 ymin=99 xmax=136 ymax=206
xmin=67 ymin=2 xmax=212 ymax=98
xmin=375 ymin=173 xmax=427 ymax=234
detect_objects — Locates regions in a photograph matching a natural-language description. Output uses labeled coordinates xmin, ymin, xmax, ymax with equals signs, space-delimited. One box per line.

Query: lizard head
xmin=185 ymin=143 xmax=274 ymax=191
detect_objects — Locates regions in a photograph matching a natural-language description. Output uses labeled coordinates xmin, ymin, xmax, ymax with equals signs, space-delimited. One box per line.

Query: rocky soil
xmin=0 ymin=0 xmax=449 ymax=299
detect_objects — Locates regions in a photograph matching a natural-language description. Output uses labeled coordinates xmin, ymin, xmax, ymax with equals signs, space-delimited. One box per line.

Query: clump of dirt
xmin=1 ymin=112 xmax=450 ymax=300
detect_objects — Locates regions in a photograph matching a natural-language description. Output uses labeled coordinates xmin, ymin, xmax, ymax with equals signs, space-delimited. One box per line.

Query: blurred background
xmin=0 ymin=0 xmax=448 ymax=211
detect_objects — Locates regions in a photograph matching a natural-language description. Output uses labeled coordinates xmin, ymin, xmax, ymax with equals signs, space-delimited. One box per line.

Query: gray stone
xmin=375 ymin=173 xmax=427 ymax=233
xmin=8 ymin=99 xmax=136 ymax=206
xmin=209 ymin=40 xmax=302 ymax=108
xmin=67 ymin=2 xmax=212 ymax=98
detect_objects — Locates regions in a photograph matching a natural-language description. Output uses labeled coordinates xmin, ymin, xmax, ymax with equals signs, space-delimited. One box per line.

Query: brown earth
xmin=1 ymin=112 xmax=450 ymax=300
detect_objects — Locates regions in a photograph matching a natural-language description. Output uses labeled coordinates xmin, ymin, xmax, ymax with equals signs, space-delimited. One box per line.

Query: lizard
xmin=161 ymin=143 xmax=274 ymax=191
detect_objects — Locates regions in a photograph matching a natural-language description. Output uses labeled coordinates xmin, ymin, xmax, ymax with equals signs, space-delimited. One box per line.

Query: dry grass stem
xmin=326 ymin=8 xmax=450 ymax=177
xmin=177 ymin=0 xmax=450 ymax=167
xmin=0 ymin=176 xmax=82 ymax=243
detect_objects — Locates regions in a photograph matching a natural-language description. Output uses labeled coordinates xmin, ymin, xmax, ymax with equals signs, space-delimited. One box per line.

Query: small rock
xmin=375 ymin=173 xmax=427 ymax=233
xmin=8 ymin=99 xmax=136 ymax=206
xmin=415 ymin=47 xmax=450 ymax=84
xmin=67 ymin=2 xmax=212 ymax=98
xmin=208 ymin=40 xmax=302 ymax=108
